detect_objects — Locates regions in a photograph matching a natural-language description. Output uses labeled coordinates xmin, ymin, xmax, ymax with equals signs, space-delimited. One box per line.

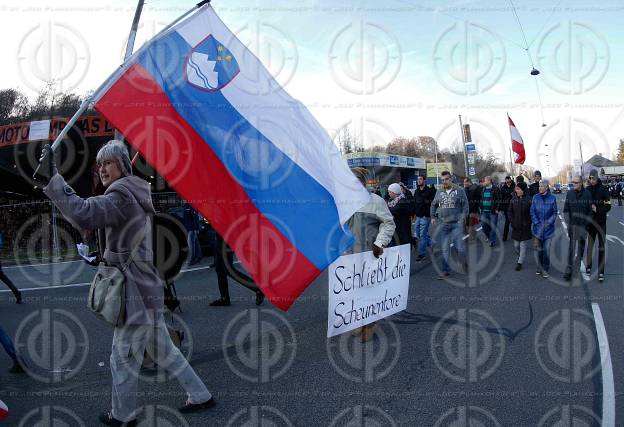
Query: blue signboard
xmin=465 ymin=143 xmax=476 ymax=152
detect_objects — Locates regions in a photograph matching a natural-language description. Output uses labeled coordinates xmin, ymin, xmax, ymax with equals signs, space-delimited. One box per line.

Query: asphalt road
xmin=1 ymin=194 xmax=623 ymax=426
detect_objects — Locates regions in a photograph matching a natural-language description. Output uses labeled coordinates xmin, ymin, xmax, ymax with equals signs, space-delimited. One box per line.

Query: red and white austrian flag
xmin=508 ymin=114 xmax=526 ymax=164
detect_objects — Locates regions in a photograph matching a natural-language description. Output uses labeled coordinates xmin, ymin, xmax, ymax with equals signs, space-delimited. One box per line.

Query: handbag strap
xmin=120 ymin=217 xmax=151 ymax=273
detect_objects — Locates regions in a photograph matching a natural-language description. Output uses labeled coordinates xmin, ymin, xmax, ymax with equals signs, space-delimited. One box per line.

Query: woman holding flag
xmin=37 ymin=140 xmax=214 ymax=426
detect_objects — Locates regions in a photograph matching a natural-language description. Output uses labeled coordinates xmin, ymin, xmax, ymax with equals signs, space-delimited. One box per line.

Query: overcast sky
xmin=2 ymin=0 xmax=623 ymax=175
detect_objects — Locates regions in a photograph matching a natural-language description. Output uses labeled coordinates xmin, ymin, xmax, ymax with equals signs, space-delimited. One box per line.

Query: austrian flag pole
xmin=508 ymin=113 xmax=526 ymax=164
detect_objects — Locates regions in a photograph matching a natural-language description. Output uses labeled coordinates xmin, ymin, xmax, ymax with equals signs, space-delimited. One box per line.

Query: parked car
xmin=553 ymin=183 xmax=562 ymax=194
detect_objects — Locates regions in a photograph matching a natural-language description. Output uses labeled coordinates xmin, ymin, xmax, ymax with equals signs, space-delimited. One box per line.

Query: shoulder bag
xmin=87 ymin=220 xmax=150 ymax=327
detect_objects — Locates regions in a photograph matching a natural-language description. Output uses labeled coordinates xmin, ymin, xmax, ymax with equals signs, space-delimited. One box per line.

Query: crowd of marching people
xmin=0 ymin=142 xmax=618 ymax=425
xmin=374 ymin=168 xmax=613 ymax=282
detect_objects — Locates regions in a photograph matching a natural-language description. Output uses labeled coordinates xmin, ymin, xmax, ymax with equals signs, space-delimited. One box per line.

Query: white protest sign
xmin=28 ymin=120 xmax=51 ymax=141
xmin=327 ymin=244 xmax=410 ymax=338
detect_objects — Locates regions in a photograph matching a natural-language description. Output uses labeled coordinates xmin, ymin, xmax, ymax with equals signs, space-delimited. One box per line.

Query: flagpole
xmin=33 ymin=0 xmax=211 ymax=178
xmin=115 ymin=0 xmax=146 ymax=142
xmin=506 ymin=113 xmax=514 ymax=177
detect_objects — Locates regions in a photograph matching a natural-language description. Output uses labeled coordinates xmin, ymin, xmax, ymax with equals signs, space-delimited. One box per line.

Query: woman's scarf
xmin=387 ymin=192 xmax=405 ymax=208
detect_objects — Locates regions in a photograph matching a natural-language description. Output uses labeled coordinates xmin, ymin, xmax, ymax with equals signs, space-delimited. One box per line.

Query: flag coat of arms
xmin=92 ymin=4 xmax=370 ymax=310
xmin=508 ymin=114 xmax=526 ymax=164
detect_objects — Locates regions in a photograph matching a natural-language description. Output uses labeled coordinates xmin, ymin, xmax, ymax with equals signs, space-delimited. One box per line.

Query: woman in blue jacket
xmin=530 ymin=179 xmax=558 ymax=278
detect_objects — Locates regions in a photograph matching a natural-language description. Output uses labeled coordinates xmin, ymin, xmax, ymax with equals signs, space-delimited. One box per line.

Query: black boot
xmin=98 ymin=412 xmax=137 ymax=426
xmin=209 ymin=297 xmax=231 ymax=306
xmin=255 ymin=291 xmax=265 ymax=306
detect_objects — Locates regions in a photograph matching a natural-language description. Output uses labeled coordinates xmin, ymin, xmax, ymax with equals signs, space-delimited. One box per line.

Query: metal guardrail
xmin=0 ymin=192 xmax=185 ymax=265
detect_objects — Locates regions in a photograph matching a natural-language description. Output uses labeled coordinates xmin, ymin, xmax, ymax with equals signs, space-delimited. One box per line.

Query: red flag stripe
xmin=95 ymin=63 xmax=320 ymax=310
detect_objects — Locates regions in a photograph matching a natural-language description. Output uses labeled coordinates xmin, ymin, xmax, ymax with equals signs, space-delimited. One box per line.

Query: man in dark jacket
xmin=399 ymin=182 xmax=416 ymax=216
xmin=463 ymin=178 xmax=481 ymax=240
xmin=586 ymin=169 xmax=611 ymax=281
xmin=508 ymin=182 xmax=532 ymax=270
xmin=413 ymin=175 xmax=436 ymax=260
xmin=500 ymin=176 xmax=516 ymax=241
xmin=563 ymin=176 xmax=592 ymax=281
xmin=528 ymin=170 xmax=541 ymax=198
xmin=480 ymin=176 xmax=502 ymax=246
xmin=387 ymin=183 xmax=413 ymax=246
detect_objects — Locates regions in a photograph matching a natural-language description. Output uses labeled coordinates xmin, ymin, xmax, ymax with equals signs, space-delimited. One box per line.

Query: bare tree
xmin=337 ymin=127 xmax=354 ymax=154
xmin=0 ymin=88 xmax=30 ymax=125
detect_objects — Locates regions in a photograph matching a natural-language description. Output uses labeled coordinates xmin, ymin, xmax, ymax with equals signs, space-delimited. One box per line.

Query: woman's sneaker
xmin=598 ymin=274 xmax=605 ymax=282
xmin=542 ymin=271 xmax=550 ymax=279
xmin=179 ymin=398 xmax=216 ymax=413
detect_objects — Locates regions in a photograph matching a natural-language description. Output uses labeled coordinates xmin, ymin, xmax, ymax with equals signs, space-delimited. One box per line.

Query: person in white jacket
xmin=344 ymin=167 xmax=396 ymax=342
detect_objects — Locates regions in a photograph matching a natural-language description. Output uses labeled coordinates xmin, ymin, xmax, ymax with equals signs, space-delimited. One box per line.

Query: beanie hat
xmin=388 ymin=183 xmax=402 ymax=194
xmin=517 ymin=182 xmax=528 ymax=193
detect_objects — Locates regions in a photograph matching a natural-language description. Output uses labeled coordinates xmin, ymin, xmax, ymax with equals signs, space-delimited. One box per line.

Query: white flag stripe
xmin=510 ymin=125 xmax=523 ymax=144
xmin=176 ymin=6 xmax=370 ymax=223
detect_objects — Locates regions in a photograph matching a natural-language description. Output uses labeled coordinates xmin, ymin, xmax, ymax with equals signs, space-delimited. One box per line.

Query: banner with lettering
xmin=327 ymin=244 xmax=410 ymax=337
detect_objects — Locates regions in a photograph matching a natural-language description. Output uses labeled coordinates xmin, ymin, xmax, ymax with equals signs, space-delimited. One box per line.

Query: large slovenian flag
xmin=92 ymin=4 xmax=370 ymax=310
xmin=508 ymin=114 xmax=526 ymax=164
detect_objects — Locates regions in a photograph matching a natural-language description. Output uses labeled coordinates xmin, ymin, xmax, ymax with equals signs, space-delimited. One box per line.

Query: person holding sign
xmin=430 ymin=171 xmax=469 ymax=279
xmin=345 ymin=168 xmax=395 ymax=342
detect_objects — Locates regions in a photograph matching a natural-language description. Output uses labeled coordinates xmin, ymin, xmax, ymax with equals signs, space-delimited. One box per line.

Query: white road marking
xmin=0 ymin=282 xmax=91 ymax=293
xmin=580 ymin=260 xmax=590 ymax=281
xmin=591 ymin=303 xmax=616 ymax=427
xmin=606 ymin=235 xmax=624 ymax=246
xmin=3 ymin=259 xmax=83 ymax=269
xmin=0 ymin=265 xmax=213 ymax=293
xmin=618 ymin=221 xmax=624 ymax=227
